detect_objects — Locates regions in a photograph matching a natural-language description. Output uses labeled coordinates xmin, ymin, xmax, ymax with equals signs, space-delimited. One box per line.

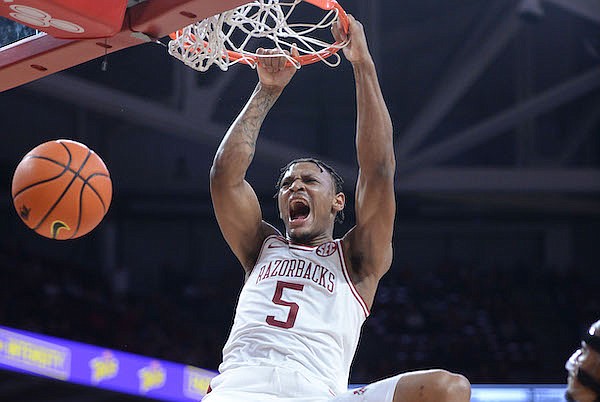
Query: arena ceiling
xmin=1 ymin=0 xmax=600 ymax=216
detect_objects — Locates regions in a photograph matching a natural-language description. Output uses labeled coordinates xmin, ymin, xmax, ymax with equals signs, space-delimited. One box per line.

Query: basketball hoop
xmin=167 ymin=0 xmax=349 ymax=72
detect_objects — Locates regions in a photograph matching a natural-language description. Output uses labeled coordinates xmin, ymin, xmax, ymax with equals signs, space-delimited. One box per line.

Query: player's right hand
xmin=256 ymin=46 xmax=300 ymax=91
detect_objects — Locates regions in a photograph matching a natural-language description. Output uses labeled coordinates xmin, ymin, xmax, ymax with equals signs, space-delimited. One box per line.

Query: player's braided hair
xmin=275 ymin=157 xmax=345 ymax=223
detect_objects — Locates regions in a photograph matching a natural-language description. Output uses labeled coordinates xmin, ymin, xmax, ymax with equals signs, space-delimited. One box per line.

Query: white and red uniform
xmin=204 ymin=235 xmax=401 ymax=402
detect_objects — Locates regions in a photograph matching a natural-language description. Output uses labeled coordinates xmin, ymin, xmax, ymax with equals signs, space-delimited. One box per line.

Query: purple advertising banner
xmin=0 ymin=325 xmax=216 ymax=401
xmin=0 ymin=325 xmax=568 ymax=402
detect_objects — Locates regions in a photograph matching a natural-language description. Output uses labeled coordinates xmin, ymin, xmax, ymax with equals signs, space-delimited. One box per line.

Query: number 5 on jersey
xmin=266 ymin=281 xmax=304 ymax=329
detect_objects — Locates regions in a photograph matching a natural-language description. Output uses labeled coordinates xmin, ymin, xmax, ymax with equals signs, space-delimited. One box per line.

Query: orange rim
xmin=169 ymin=0 xmax=349 ymax=67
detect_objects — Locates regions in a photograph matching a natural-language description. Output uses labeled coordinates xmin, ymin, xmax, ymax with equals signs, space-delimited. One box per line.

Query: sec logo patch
xmin=316 ymin=241 xmax=337 ymax=257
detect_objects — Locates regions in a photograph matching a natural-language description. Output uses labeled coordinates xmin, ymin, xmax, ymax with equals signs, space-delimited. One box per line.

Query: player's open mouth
xmin=289 ymin=199 xmax=310 ymax=224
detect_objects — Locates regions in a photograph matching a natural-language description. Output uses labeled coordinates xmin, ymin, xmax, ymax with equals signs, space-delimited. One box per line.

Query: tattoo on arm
xmin=214 ymin=84 xmax=283 ymax=176
xmin=237 ymin=87 xmax=281 ymax=163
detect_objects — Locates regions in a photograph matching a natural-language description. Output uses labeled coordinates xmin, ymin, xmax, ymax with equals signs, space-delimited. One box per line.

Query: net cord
xmin=167 ymin=0 xmax=348 ymax=72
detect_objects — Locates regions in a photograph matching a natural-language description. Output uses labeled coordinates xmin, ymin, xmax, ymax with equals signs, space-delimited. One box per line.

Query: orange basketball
xmin=11 ymin=139 xmax=113 ymax=240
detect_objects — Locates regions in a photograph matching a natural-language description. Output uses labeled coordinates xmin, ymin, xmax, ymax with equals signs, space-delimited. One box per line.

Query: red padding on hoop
xmin=0 ymin=0 xmax=127 ymax=39
xmin=0 ymin=0 xmax=253 ymax=92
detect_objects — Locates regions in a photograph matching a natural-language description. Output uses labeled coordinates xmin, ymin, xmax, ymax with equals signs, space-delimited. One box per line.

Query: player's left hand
xmin=331 ymin=14 xmax=372 ymax=65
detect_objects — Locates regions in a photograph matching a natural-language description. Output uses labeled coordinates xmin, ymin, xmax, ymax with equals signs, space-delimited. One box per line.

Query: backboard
xmin=0 ymin=0 xmax=251 ymax=92
xmin=0 ymin=18 xmax=39 ymax=48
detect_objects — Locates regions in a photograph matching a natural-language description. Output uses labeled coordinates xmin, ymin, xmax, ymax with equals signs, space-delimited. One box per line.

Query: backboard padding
xmin=0 ymin=0 xmax=251 ymax=92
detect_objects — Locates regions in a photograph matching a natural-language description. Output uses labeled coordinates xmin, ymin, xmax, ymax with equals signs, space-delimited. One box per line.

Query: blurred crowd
xmin=353 ymin=261 xmax=598 ymax=383
xmin=0 ymin=244 xmax=597 ymax=385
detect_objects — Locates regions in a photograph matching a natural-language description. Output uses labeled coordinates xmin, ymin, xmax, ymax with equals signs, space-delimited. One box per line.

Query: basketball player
xmin=206 ymin=14 xmax=471 ymax=402
xmin=565 ymin=320 xmax=600 ymax=402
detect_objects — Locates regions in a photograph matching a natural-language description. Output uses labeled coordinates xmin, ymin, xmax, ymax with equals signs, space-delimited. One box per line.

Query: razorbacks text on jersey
xmin=219 ymin=235 xmax=370 ymax=395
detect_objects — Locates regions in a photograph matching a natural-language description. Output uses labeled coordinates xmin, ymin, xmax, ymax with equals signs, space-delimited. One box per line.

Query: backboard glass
xmin=0 ymin=0 xmax=251 ymax=92
xmin=0 ymin=17 xmax=39 ymax=49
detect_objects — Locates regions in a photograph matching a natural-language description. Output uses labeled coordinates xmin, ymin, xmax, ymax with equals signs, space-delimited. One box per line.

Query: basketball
xmin=11 ymin=139 xmax=113 ymax=240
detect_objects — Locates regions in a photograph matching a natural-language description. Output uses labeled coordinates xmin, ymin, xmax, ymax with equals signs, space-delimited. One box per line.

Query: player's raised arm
xmin=210 ymin=48 xmax=299 ymax=272
xmin=334 ymin=17 xmax=396 ymax=287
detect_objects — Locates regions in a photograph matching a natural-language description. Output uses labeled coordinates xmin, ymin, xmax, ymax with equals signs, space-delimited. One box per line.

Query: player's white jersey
xmin=219 ymin=235 xmax=370 ymax=395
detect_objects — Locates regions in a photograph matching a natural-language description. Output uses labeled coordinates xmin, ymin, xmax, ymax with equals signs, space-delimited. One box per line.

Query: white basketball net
xmin=167 ymin=0 xmax=348 ymax=72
